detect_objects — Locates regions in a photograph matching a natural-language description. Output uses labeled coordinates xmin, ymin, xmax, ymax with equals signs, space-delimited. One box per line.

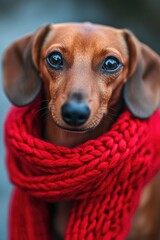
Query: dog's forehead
xmin=42 ymin=23 xmax=127 ymax=55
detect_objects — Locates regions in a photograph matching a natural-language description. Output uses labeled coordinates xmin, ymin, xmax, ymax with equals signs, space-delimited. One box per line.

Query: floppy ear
xmin=123 ymin=30 xmax=160 ymax=118
xmin=3 ymin=24 xmax=50 ymax=106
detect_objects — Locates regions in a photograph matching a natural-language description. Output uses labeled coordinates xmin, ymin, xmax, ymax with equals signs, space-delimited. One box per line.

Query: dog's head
xmin=3 ymin=23 xmax=160 ymax=131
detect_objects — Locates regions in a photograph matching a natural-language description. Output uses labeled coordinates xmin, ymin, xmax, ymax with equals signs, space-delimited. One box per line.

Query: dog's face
xmin=39 ymin=23 xmax=129 ymax=131
xmin=3 ymin=23 xmax=160 ymax=132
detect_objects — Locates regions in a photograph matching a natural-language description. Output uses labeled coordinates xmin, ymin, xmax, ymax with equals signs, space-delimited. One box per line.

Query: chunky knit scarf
xmin=5 ymin=100 xmax=160 ymax=240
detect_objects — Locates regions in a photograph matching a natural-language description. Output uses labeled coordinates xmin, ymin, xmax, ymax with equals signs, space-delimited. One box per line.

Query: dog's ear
xmin=3 ymin=24 xmax=51 ymax=106
xmin=122 ymin=30 xmax=160 ymax=118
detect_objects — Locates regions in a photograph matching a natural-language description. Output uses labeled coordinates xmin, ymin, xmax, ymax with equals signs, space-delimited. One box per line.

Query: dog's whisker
xmin=105 ymin=114 xmax=114 ymax=122
xmin=39 ymin=110 xmax=50 ymax=119
xmin=40 ymin=99 xmax=49 ymax=103
xmin=108 ymin=106 xmax=119 ymax=113
xmin=39 ymin=100 xmax=49 ymax=106
xmin=36 ymin=106 xmax=49 ymax=114
xmin=107 ymin=112 xmax=118 ymax=118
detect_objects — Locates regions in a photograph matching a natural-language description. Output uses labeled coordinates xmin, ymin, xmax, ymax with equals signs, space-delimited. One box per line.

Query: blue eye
xmin=101 ymin=56 xmax=122 ymax=73
xmin=46 ymin=51 xmax=64 ymax=70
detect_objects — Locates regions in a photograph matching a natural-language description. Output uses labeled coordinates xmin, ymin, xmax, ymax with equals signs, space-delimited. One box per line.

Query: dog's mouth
xmin=51 ymin=113 xmax=107 ymax=134
xmin=53 ymin=119 xmax=94 ymax=133
xmin=49 ymin=105 xmax=106 ymax=133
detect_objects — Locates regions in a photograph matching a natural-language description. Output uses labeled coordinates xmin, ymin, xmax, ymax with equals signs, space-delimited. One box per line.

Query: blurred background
xmin=0 ymin=0 xmax=160 ymax=239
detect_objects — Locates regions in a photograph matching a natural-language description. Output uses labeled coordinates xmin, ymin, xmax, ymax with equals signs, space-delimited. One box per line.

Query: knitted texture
xmin=5 ymin=100 xmax=160 ymax=240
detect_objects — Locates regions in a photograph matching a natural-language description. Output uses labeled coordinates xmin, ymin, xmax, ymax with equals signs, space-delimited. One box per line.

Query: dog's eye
xmin=101 ymin=56 xmax=122 ymax=73
xmin=46 ymin=51 xmax=64 ymax=70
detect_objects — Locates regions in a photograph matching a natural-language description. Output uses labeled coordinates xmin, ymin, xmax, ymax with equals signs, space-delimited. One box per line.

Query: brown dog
xmin=3 ymin=23 xmax=160 ymax=239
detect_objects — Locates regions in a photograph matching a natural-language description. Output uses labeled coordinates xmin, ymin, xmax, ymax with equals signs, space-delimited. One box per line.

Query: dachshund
xmin=3 ymin=22 xmax=160 ymax=239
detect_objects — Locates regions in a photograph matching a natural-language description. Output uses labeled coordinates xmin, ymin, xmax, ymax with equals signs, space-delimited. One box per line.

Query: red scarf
xmin=5 ymin=100 xmax=160 ymax=240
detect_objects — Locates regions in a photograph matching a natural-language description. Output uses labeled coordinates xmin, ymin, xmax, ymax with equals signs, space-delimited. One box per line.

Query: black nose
xmin=61 ymin=101 xmax=90 ymax=126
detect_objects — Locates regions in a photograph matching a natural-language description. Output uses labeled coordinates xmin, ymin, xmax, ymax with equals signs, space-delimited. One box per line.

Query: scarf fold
xmin=5 ymin=100 xmax=160 ymax=240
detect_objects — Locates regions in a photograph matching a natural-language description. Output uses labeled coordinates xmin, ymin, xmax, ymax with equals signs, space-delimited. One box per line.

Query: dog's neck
xmin=44 ymin=103 xmax=122 ymax=148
